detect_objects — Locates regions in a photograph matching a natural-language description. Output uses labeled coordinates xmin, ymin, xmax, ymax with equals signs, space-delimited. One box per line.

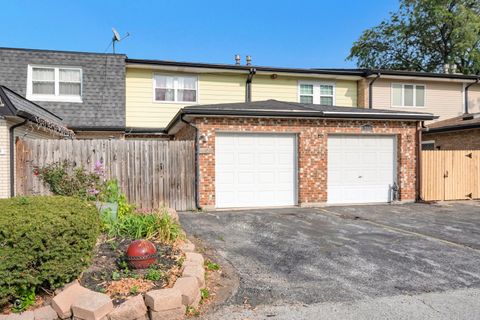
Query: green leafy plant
xmin=130 ymin=285 xmax=138 ymax=295
xmin=12 ymin=287 xmax=36 ymax=313
xmin=144 ymin=268 xmax=163 ymax=281
xmin=186 ymin=306 xmax=200 ymax=317
xmin=101 ymin=208 xmax=182 ymax=243
xmin=205 ymin=261 xmax=220 ymax=271
xmin=111 ymin=271 xmax=121 ymax=281
xmin=36 ymin=160 xmax=102 ymax=200
xmin=200 ymin=288 xmax=209 ymax=301
xmin=0 ymin=196 xmax=100 ymax=309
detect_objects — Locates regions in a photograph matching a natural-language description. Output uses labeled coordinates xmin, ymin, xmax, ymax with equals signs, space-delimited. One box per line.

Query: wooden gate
xmin=421 ymin=150 xmax=480 ymax=201
xmin=15 ymin=138 xmax=196 ymax=211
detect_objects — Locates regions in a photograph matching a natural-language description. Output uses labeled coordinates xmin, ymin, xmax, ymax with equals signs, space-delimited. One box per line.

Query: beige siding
xmin=468 ymin=85 xmax=480 ymax=114
xmin=372 ymin=79 xmax=464 ymax=121
xmin=0 ymin=120 xmax=58 ymax=198
xmin=126 ymin=68 xmax=358 ymax=128
xmin=126 ymin=68 xmax=245 ymax=128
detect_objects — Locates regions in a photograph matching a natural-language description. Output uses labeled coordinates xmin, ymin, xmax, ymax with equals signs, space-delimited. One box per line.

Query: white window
xmin=392 ymin=83 xmax=425 ymax=107
xmin=422 ymin=140 xmax=436 ymax=150
xmin=298 ymin=81 xmax=335 ymax=105
xmin=154 ymin=74 xmax=198 ymax=103
xmin=27 ymin=65 xmax=82 ymax=102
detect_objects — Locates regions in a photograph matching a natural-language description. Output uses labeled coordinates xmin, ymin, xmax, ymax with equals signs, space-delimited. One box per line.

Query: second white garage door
xmin=215 ymin=133 xmax=296 ymax=208
xmin=328 ymin=135 xmax=397 ymax=204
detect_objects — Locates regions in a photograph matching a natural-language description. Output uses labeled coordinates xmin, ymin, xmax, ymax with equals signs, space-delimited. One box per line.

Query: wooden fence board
xmin=15 ymin=138 xmax=196 ymax=210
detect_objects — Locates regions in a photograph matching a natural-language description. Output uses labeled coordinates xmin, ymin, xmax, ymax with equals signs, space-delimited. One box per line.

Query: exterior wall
xmin=0 ymin=48 xmax=126 ymax=129
xmin=468 ymin=85 xmax=480 ymax=114
xmin=187 ymin=117 xmax=418 ymax=208
xmin=0 ymin=120 xmax=58 ymax=199
xmin=174 ymin=124 xmax=196 ymax=141
xmin=357 ymin=79 xmax=369 ymax=108
xmin=74 ymin=131 xmax=125 ymax=140
xmin=423 ymin=128 xmax=480 ymax=150
xmin=126 ymin=68 xmax=358 ymax=128
xmin=372 ymin=79 xmax=464 ymax=121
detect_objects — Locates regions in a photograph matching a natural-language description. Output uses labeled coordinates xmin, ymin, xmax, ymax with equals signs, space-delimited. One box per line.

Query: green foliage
xmin=348 ymin=0 xmax=480 ymax=74
xmin=12 ymin=287 xmax=36 ymax=313
xmin=0 ymin=196 xmax=100 ymax=308
xmin=144 ymin=268 xmax=163 ymax=281
xmin=101 ymin=208 xmax=182 ymax=243
xmin=36 ymin=160 xmax=102 ymax=200
xmin=200 ymin=288 xmax=209 ymax=300
xmin=186 ymin=306 xmax=200 ymax=317
xmin=205 ymin=261 xmax=220 ymax=271
xmin=130 ymin=285 xmax=138 ymax=295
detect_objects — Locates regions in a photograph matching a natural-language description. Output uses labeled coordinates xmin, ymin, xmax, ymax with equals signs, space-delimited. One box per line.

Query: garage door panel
xmin=216 ymin=133 xmax=296 ymax=208
xmin=328 ymin=135 xmax=396 ymax=204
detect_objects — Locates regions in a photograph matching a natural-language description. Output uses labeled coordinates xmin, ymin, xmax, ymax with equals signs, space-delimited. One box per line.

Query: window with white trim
xmin=154 ymin=74 xmax=197 ymax=103
xmin=421 ymin=140 xmax=436 ymax=150
xmin=27 ymin=65 xmax=82 ymax=102
xmin=392 ymin=83 xmax=425 ymax=107
xmin=298 ymin=81 xmax=335 ymax=105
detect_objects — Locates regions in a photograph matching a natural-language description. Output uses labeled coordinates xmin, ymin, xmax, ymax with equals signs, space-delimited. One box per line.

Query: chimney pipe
xmin=443 ymin=64 xmax=450 ymax=74
xmin=246 ymin=55 xmax=252 ymax=66
xmin=235 ymin=54 xmax=241 ymax=65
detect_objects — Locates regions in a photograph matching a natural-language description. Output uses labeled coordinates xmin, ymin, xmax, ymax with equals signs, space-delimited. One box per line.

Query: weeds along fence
xmin=15 ymin=138 xmax=196 ymax=211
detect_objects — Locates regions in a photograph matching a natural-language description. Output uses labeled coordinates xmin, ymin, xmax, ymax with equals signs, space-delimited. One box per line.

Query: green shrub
xmin=101 ymin=208 xmax=181 ymax=243
xmin=0 ymin=196 xmax=100 ymax=308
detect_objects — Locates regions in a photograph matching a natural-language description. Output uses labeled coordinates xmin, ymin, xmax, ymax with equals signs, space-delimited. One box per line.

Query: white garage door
xmin=215 ymin=133 xmax=296 ymax=208
xmin=328 ymin=135 xmax=396 ymax=204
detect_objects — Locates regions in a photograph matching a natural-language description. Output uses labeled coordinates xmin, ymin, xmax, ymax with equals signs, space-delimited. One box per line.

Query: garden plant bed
xmin=80 ymin=236 xmax=183 ymax=305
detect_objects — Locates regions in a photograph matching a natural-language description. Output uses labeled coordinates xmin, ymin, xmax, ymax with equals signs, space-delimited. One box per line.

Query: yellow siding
xmin=372 ymin=79 xmax=464 ymax=122
xmin=126 ymin=68 xmax=358 ymax=128
xmin=469 ymin=85 xmax=480 ymax=114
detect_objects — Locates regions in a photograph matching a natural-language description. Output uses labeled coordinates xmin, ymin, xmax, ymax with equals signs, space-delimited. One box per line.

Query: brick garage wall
xmin=423 ymin=128 xmax=480 ymax=150
xmin=186 ymin=117 xmax=419 ymax=208
xmin=174 ymin=124 xmax=196 ymax=141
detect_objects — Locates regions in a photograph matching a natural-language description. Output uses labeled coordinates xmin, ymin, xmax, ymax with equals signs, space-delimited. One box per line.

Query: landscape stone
xmin=144 ymin=289 xmax=182 ymax=312
xmin=51 ymin=282 xmax=90 ymax=319
xmin=172 ymin=277 xmax=200 ymax=307
xmin=108 ymin=295 xmax=146 ymax=320
xmin=34 ymin=306 xmax=58 ymax=320
xmin=182 ymin=265 xmax=205 ymax=288
xmin=148 ymin=306 xmax=185 ymax=320
xmin=71 ymin=291 xmax=113 ymax=320
xmin=184 ymin=252 xmax=204 ymax=265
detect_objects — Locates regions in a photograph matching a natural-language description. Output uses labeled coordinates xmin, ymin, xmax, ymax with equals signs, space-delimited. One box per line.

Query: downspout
xmin=368 ymin=72 xmax=381 ymax=109
xmin=180 ymin=114 xmax=199 ymax=209
xmin=245 ymin=68 xmax=256 ymax=102
xmin=464 ymin=77 xmax=479 ymax=114
xmin=9 ymin=119 xmax=28 ymax=197
xmin=417 ymin=121 xmax=426 ymax=202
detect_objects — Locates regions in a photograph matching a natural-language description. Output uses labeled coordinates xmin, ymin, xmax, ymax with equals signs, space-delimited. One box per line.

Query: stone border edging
xmin=2 ymin=209 xmax=206 ymax=320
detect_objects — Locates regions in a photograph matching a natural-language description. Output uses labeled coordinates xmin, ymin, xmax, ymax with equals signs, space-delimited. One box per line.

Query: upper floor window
xmin=154 ymin=74 xmax=197 ymax=103
xmin=27 ymin=65 xmax=82 ymax=102
xmin=392 ymin=83 xmax=425 ymax=107
xmin=298 ymin=81 xmax=335 ymax=105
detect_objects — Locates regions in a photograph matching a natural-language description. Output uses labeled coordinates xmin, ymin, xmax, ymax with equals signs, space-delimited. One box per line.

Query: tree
xmin=347 ymin=0 xmax=480 ymax=74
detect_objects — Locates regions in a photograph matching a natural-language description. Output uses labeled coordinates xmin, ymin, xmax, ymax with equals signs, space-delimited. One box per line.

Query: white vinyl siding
xmin=392 ymin=83 xmax=425 ymax=107
xmin=27 ymin=65 xmax=82 ymax=102
xmin=154 ymin=74 xmax=198 ymax=103
xmin=298 ymin=81 xmax=335 ymax=105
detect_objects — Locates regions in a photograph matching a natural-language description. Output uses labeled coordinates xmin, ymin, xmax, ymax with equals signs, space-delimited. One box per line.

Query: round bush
xmin=0 ymin=196 xmax=100 ymax=306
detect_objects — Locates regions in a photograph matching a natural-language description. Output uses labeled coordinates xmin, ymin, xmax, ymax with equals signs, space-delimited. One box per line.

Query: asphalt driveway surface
xmin=179 ymin=202 xmax=480 ymax=319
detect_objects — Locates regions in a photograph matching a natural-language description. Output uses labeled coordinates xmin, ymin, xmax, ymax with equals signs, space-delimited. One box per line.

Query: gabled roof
xmin=425 ymin=113 xmax=480 ymax=133
xmin=0 ymin=85 xmax=74 ymax=137
xmin=166 ymin=100 xmax=437 ymax=133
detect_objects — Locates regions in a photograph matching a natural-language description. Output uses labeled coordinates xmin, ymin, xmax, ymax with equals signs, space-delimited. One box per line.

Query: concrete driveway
xmin=179 ymin=202 xmax=480 ymax=319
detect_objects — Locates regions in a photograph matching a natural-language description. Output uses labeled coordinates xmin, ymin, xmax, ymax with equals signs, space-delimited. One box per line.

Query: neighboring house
xmin=167 ymin=100 xmax=435 ymax=209
xmin=124 ymin=59 xmax=364 ymax=135
xmin=0 ymin=47 xmax=126 ymax=138
xmin=422 ymin=113 xmax=480 ymax=150
xmin=0 ymin=85 xmax=73 ymax=198
xmin=359 ymin=70 xmax=480 ymax=122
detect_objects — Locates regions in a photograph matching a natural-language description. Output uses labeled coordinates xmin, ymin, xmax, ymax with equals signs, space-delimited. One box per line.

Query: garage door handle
xmin=358 ymin=175 xmax=362 ymax=178
xmin=444 ymin=171 xmax=449 ymax=178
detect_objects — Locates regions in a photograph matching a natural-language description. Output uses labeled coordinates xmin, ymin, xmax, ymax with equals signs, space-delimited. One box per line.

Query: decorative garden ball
xmin=125 ymin=240 xmax=157 ymax=269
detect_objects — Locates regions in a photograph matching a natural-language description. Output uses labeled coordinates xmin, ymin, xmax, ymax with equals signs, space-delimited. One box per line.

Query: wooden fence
xmin=421 ymin=150 xmax=480 ymax=201
xmin=15 ymin=138 xmax=196 ymax=211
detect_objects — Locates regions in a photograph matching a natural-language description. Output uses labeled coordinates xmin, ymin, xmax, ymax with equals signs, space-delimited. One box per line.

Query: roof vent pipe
xmin=235 ymin=54 xmax=241 ymax=65
xmin=443 ymin=64 xmax=450 ymax=74
xmin=246 ymin=55 xmax=252 ymax=66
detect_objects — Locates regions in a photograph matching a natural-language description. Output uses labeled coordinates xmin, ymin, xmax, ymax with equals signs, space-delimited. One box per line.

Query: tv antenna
xmin=111 ymin=28 xmax=130 ymax=53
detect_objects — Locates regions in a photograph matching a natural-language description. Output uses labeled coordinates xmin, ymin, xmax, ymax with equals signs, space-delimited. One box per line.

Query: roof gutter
xmin=368 ymin=72 xmax=381 ymax=109
xmin=9 ymin=119 xmax=28 ymax=197
xmin=464 ymin=77 xmax=479 ymax=114
xmin=245 ymin=68 xmax=256 ymax=102
xmin=424 ymin=122 xmax=480 ymax=134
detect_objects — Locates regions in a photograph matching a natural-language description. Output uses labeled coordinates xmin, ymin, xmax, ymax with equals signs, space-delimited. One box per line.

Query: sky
xmin=0 ymin=0 xmax=399 ymax=68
